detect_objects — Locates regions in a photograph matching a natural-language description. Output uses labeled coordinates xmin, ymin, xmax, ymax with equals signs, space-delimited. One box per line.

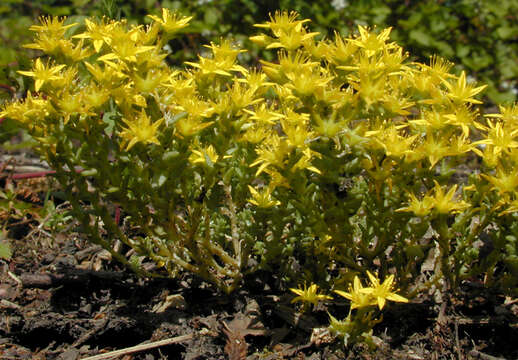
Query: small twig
xmin=437 ymin=300 xmax=448 ymax=325
xmin=71 ymin=318 xmax=109 ymax=348
xmin=454 ymin=320 xmax=462 ymax=360
xmin=468 ymin=349 xmax=507 ymax=360
xmin=20 ymin=269 xmax=126 ymax=288
xmin=452 ymin=315 xmax=511 ymax=327
xmin=223 ymin=183 xmax=241 ymax=264
xmin=0 ymin=299 xmax=21 ymax=310
xmin=7 ymin=271 xmax=22 ymax=285
xmin=81 ymin=333 xmax=194 ymax=360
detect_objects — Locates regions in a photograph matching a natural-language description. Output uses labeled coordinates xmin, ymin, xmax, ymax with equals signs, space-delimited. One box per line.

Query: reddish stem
xmin=0 ymin=84 xmax=15 ymax=95
xmin=0 ymin=168 xmax=83 ymax=180
xmin=11 ymin=170 xmax=56 ymax=179
xmin=1 ymin=167 xmax=122 ymax=226
xmin=115 ymin=206 xmax=121 ymax=225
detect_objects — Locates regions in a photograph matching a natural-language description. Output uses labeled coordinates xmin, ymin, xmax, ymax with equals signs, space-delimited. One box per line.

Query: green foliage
xmin=4 ymin=8 xmax=518 ymax=298
xmin=0 ymin=242 xmax=12 ymax=260
xmin=0 ymin=229 xmax=12 ymax=261
xmin=0 ymin=182 xmax=39 ymax=222
xmin=391 ymin=0 xmax=518 ymax=103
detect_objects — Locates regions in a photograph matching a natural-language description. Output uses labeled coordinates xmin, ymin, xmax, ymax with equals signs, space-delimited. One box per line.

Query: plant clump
xmin=2 ymin=8 xmax=518 ymax=346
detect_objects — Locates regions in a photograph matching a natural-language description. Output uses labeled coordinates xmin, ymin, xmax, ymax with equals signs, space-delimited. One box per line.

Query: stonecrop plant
xmin=331 ymin=271 xmax=408 ymax=346
xmin=3 ymin=9 xmax=518 ymax=341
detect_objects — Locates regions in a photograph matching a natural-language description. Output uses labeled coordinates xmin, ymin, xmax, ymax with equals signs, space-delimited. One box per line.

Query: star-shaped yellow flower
xmin=119 ymin=110 xmax=163 ymax=151
xmin=290 ymin=283 xmax=332 ymax=306
xmin=359 ymin=271 xmax=408 ymax=310
xmin=17 ymin=58 xmax=66 ymax=92
xmin=429 ymin=181 xmax=470 ymax=215
xmin=147 ymin=8 xmax=192 ymax=34
xmin=247 ymin=185 xmax=281 ymax=208
xmin=442 ymin=71 xmax=487 ymax=104
xmin=335 ymin=275 xmax=377 ymax=310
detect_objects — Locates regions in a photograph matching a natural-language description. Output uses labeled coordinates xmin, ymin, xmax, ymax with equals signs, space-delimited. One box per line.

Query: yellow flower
xmin=499 ymin=199 xmax=518 ymax=215
xmin=260 ymin=51 xmax=317 ymax=83
xmin=382 ymin=92 xmax=414 ymax=116
xmin=417 ymin=134 xmax=453 ymax=168
xmin=482 ymin=167 xmax=518 ymax=195
xmin=448 ymin=135 xmax=473 ymax=156
xmin=335 ymin=276 xmax=377 ymax=310
xmin=29 ymin=16 xmax=78 ymax=38
xmin=247 ymin=185 xmax=281 ymax=208
xmin=133 ymin=69 xmax=169 ymax=93
xmin=442 ymin=71 xmax=487 ymax=104
xmin=84 ymin=62 xmax=126 ymax=88
xmin=283 ymin=108 xmax=310 ymax=126
xmin=49 ymin=66 xmax=77 ymax=90
xmin=350 ymin=26 xmax=395 ymax=57
xmin=55 ymin=91 xmax=90 ymax=124
xmin=429 ymin=180 xmax=470 ymax=215
xmin=185 ymin=42 xmax=247 ymax=77
xmin=236 ymin=68 xmax=273 ymax=94
xmin=422 ymin=55 xmax=454 ymax=83
xmin=486 ymin=103 xmax=518 ymax=129
xmin=250 ymin=135 xmax=290 ymax=175
xmin=410 ymin=110 xmax=449 ymax=130
xmin=98 ymin=42 xmax=155 ymax=65
xmin=119 ymin=110 xmax=163 ymax=150
xmin=290 ymin=283 xmax=332 ymax=306
xmin=254 ymin=11 xmax=310 ymax=38
xmin=23 ymin=33 xmax=63 ymax=55
xmin=396 ymin=193 xmax=435 ymax=217
xmin=0 ymin=91 xmax=50 ymax=125
xmin=204 ymin=39 xmax=246 ymax=66
xmin=285 ymin=69 xmax=333 ymax=98
xmin=241 ymin=125 xmax=270 ymax=144
xmin=355 ymin=75 xmax=387 ymax=109
xmin=266 ymin=27 xmax=319 ymax=51
xmin=281 ymin=120 xmax=312 ymax=148
xmin=173 ymin=97 xmax=214 ymax=119
xmin=249 ymin=34 xmax=274 ymax=47
xmin=147 ymin=8 xmax=192 ymax=34
xmin=175 ymin=117 xmax=213 ymax=138
xmin=444 ymin=105 xmax=478 ymax=137
xmin=73 ymin=18 xmax=113 ymax=53
xmin=359 ymin=271 xmax=408 ymax=310
xmin=212 ymin=82 xmax=262 ymax=115
xmin=291 ymin=148 xmax=321 ymax=174
xmin=59 ymin=39 xmax=93 ymax=62
xmin=243 ymin=103 xmax=284 ymax=125
xmin=185 ymin=57 xmax=232 ymax=77
xmin=474 ymin=119 xmax=518 ymax=159
xmin=83 ymin=83 xmax=110 ymax=109
xmin=111 ymin=85 xmax=147 ymax=111
xmin=327 ymin=32 xmax=358 ymax=64
xmin=18 ymin=58 xmax=66 ymax=92
xmin=189 ymin=144 xmax=225 ymax=166
xmin=375 ymin=125 xmax=417 ymax=159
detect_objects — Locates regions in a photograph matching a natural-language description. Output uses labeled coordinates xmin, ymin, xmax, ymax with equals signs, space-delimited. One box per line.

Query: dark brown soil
xmin=1 ymin=170 xmax=518 ymax=360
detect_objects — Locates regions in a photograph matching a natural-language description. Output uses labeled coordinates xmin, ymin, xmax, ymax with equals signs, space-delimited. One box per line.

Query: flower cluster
xmin=328 ymin=272 xmax=407 ymax=346
xmin=335 ymin=271 xmax=408 ymax=310
xmin=2 ymin=9 xmax=518 ymax=316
